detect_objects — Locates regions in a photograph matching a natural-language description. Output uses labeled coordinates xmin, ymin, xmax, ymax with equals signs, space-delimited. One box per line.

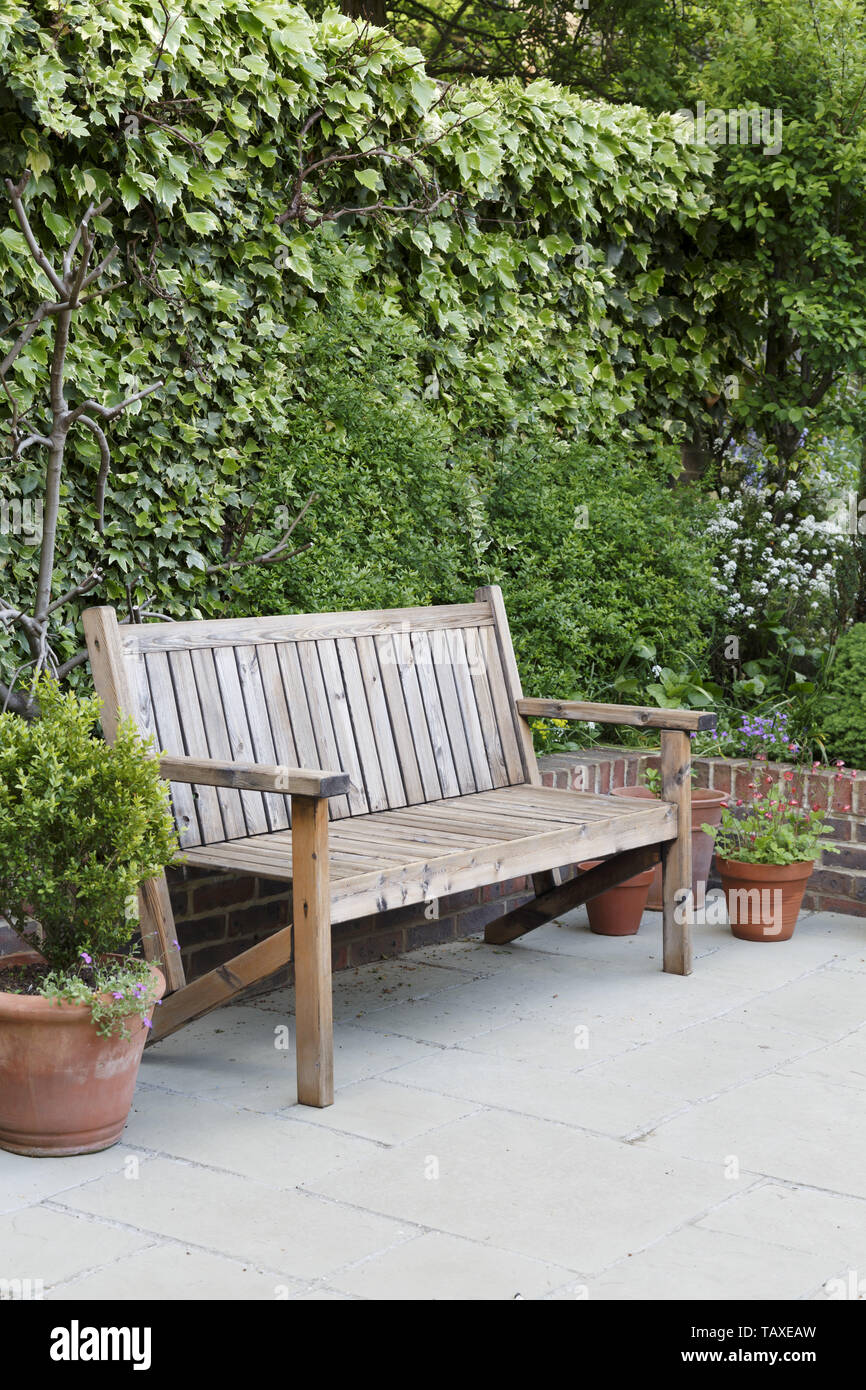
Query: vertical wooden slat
xmin=234 ymin=644 xmax=290 ymax=831
xmin=189 ymin=648 xmax=247 ymax=841
xmin=275 ymin=642 xmax=349 ymax=821
xmin=292 ymin=794 xmax=334 ymax=1107
xmin=211 ymin=646 xmax=269 ymax=836
xmin=410 ymin=629 xmax=460 ymax=798
xmin=336 ymin=637 xmax=391 ymax=812
xmin=166 ymin=649 xmax=226 ymax=845
xmin=373 ymin=632 xmax=426 ymax=804
xmin=143 ymin=651 xmax=201 ymax=849
xmin=475 ymin=584 xmax=539 ymax=785
xmin=314 ymin=638 xmax=373 ymax=815
xmin=428 ymin=627 xmax=477 ymax=795
xmin=661 ymin=728 xmax=693 ymax=975
xmin=355 ymin=635 xmax=406 ymax=808
xmin=389 ymin=630 xmax=443 ymax=801
xmin=296 ymin=641 xmax=364 ymax=817
xmin=476 ymin=624 xmax=526 ymax=785
xmin=443 ymin=627 xmax=492 ymax=792
xmin=257 ymin=644 xmax=300 ymax=826
xmin=125 ymin=649 xmax=158 ymax=745
xmin=464 ymin=626 xmax=510 ymax=788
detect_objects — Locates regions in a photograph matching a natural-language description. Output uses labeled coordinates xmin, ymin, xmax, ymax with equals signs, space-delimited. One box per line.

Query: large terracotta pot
xmin=578 ymin=859 xmax=655 ymax=936
xmin=0 ymin=964 xmax=165 ymax=1156
xmin=611 ymin=785 xmax=728 ymax=909
xmin=715 ymin=857 xmax=814 ymax=942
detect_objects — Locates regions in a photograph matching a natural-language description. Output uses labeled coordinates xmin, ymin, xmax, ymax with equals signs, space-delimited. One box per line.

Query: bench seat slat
xmin=181 ymin=788 xmax=675 ymax=924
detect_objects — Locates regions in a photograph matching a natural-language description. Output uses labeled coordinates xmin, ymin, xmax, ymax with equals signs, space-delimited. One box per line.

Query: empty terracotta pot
xmin=611 ymin=784 xmax=728 ymax=909
xmin=578 ymin=859 xmax=655 ymax=936
xmin=715 ymin=857 xmax=814 ymax=942
xmin=0 ymin=964 xmax=165 ymax=1156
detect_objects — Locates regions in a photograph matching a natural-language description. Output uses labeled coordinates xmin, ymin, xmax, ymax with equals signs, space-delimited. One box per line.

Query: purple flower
xmin=80 ymin=951 xmax=92 ymax=965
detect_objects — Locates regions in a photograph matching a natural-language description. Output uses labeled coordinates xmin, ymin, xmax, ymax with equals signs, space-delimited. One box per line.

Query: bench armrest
xmin=516 ymin=699 xmax=716 ymax=734
xmin=159 ymin=755 xmax=351 ymax=799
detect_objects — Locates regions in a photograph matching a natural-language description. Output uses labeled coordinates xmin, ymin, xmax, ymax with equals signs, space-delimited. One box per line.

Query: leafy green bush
xmin=238 ymin=310 xmax=481 ymax=615
xmin=239 ymin=318 xmax=722 ymax=730
xmin=479 ymin=430 xmax=724 ymax=703
xmin=818 ymin=624 xmax=866 ymax=770
xmin=0 ymin=680 xmax=178 ymax=975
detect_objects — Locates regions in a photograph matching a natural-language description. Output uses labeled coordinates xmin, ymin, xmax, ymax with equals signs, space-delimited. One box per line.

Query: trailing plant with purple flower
xmin=734 ymin=710 xmax=800 ymax=761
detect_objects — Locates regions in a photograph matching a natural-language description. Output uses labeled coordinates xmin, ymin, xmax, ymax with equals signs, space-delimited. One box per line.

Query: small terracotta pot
xmin=578 ymin=859 xmax=655 ymax=936
xmin=611 ymin=785 xmax=729 ymax=909
xmin=0 ymin=963 xmax=165 ymax=1156
xmin=715 ymin=857 xmax=814 ymax=942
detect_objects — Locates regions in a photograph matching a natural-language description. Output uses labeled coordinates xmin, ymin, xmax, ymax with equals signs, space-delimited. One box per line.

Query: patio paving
xmin=2 ymin=906 xmax=865 ymax=1300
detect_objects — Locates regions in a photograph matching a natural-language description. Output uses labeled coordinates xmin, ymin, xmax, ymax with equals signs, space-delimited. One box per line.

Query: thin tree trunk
xmin=340 ymin=0 xmax=387 ymax=24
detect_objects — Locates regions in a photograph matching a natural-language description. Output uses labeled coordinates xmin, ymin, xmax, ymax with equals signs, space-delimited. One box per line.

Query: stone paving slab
xmin=46 ymin=1240 xmax=300 ymax=1301
xmin=55 ymin=1155 xmax=413 ymax=1282
xmin=307 ymin=1107 xmax=740 ymax=1272
xmin=1 ymin=907 xmax=864 ymax=1300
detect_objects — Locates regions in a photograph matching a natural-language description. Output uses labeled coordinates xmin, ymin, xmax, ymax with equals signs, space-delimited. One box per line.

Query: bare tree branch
xmin=206 ymin=491 xmax=317 ymax=575
xmin=5 ymin=173 xmax=65 ymax=296
xmin=45 ymin=568 xmax=103 ymax=616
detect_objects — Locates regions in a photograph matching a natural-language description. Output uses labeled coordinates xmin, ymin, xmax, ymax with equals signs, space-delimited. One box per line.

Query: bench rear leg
xmin=292 ymin=794 xmax=334 ymax=1107
xmin=661 ymin=729 xmax=693 ymax=975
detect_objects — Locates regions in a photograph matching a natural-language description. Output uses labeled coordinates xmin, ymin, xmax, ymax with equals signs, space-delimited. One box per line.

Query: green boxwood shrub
xmin=818 ymin=625 xmax=866 ymax=770
xmin=480 ymin=430 xmax=724 ymax=701
xmin=0 ymin=680 xmax=178 ymax=973
xmin=237 ymin=310 xmax=482 ymax=615
xmin=238 ymin=308 xmax=723 ymax=713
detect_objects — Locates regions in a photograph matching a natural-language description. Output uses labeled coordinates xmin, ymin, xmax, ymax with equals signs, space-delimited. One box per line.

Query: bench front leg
xmin=660 ymin=729 xmax=693 ymax=975
xmin=292 ymin=794 xmax=334 ymax=1107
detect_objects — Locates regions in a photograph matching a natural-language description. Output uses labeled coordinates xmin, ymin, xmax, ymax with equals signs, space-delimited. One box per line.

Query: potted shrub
xmin=612 ymin=765 xmax=728 ymax=908
xmin=0 ymin=681 xmax=178 ymax=1156
xmin=703 ymin=774 xmax=830 ymax=942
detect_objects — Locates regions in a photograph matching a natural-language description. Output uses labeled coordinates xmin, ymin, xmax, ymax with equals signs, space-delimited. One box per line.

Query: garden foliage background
xmin=1 ymin=0 xmax=864 ymax=758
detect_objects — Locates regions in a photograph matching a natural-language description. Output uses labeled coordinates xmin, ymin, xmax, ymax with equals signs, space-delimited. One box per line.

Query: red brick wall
xmin=167 ymin=749 xmax=865 ymax=983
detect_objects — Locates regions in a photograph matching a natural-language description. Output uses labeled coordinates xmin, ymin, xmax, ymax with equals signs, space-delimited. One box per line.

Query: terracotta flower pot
xmin=578 ymin=859 xmax=655 ymax=936
xmin=611 ymin=784 xmax=728 ymax=909
xmin=0 ymin=964 xmax=165 ymax=1156
xmin=715 ymin=857 xmax=814 ymax=942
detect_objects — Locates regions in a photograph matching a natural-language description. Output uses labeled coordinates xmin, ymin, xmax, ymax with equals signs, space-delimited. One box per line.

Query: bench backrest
xmin=83 ymin=586 xmax=538 ymax=848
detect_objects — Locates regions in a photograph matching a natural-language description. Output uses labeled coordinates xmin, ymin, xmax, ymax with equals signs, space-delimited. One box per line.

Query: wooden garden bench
xmin=83 ymin=586 xmax=714 ymax=1108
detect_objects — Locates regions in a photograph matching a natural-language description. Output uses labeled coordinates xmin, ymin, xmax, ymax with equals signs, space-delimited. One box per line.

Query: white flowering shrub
xmin=707 ymin=479 xmax=852 ymax=643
